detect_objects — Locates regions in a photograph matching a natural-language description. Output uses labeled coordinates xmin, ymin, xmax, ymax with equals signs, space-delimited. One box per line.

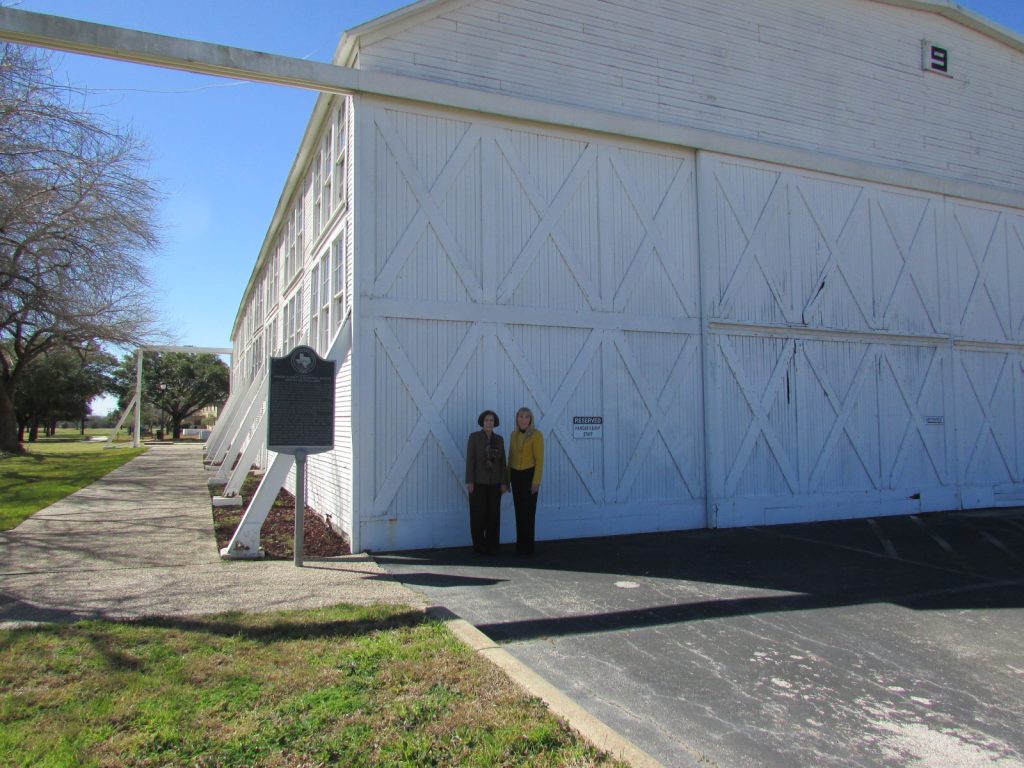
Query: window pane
xmin=333 ymin=233 xmax=344 ymax=295
xmin=320 ymin=254 xmax=331 ymax=315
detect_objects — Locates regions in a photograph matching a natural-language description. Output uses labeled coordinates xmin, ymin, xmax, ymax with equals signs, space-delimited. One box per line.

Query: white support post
xmin=325 ymin=314 xmax=353 ymax=364
xmin=219 ymin=412 xmax=267 ymax=498
xmin=205 ymin=374 xmax=257 ymax=462
xmin=203 ymin=392 xmax=238 ymax=460
xmin=212 ymin=397 xmax=264 ymax=487
xmin=104 ymin=394 xmax=137 ymax=448
xmin=209 ymin=376 xmax=266 ymax=471
xmin=207 ymin=378 xmax=250 ymax=465
xmin=211 ymin=383 xmax=266 ymax=485
xmin=133 ymin=350 xmax=143 ymax=448
xmin=220 ymin=452 xmax=294 ymax=559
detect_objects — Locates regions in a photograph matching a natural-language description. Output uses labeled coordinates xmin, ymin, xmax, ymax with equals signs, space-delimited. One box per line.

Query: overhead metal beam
xmin=0 ymin=7 xmax=362 ymax=94
xmin=0 ymin=5 xmax=549 ymax=120
xmin=146 ymin=345 xmax=233 ymax=356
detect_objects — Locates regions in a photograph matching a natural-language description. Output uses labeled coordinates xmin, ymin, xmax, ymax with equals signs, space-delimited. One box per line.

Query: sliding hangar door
xmin=701 ymin=153 xmax=1024 ymax=528
xmin=358 ymin=108 xmax=704 ymax=551
xmin=355 ymin=102 xmax=1024 ymax=551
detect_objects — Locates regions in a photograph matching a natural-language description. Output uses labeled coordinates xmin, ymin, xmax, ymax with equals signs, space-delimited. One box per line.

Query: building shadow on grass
xmin=0 ymin=593 xmax=427 ymax=643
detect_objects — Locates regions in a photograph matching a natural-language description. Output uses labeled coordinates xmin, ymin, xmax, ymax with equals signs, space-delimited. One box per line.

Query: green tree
xmin=0 ymin=43 xmax=163 ymax=453
xmin=112 ymin=352 xmax=229 ymax=440
xmin=14 ymin=343 xmax=115 ymax=440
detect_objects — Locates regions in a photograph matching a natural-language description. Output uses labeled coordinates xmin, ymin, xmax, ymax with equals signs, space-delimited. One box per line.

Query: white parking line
xmin=867 ymin=518 xmax=900 ymax=559
xmin=909 ymin=515 xmax=956 ymax=556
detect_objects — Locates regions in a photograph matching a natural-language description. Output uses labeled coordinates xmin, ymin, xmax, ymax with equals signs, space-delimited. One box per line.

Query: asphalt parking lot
xmin=378 ymin=508 xmax=1024 ymax=767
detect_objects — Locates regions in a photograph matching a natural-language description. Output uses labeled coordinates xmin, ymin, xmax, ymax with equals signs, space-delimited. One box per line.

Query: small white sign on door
xmin=573 ymin=416 xmax=603 ymax=439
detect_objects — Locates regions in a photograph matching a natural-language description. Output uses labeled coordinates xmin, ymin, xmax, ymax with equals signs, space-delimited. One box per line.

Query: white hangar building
xmin=221 ymin=0 xmax=1024 ymax=554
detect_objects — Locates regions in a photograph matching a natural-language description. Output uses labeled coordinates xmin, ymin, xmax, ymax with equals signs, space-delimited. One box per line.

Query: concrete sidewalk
xmin=0 ymin=443 xmax=421 ymax=625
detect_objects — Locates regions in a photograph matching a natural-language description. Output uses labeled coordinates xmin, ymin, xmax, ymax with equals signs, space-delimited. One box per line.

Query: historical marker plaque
xmin=267 ymin=346 xmax=336 ymax=454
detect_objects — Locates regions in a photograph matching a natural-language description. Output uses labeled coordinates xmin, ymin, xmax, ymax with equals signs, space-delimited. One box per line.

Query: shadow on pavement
xmin=375 ymin=507 xmax=1024 ymax=643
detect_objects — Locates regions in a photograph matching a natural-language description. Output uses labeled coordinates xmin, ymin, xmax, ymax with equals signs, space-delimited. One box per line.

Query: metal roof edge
xmin=341 ymin=0 xmax=1024 ymax=58
xmin=870 ymin=0 xmax=1023 ymax=53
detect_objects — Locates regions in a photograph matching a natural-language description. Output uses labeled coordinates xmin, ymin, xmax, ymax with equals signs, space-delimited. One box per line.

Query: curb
xmin=426 ymin=605 xmax=666 ymax=768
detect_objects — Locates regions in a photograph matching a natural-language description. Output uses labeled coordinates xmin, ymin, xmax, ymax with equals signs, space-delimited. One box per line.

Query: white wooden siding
xmin=699 ymin=153 xmax=1024 ymax=527
xmin=356 ymin=101 xmax=704 ymax=551
xmin=357 ymin=0 xmax=1024 ymax=193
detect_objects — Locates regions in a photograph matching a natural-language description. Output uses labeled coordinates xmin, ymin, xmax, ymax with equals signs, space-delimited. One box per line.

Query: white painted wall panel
xmin=700 ymin=152 xmax=1024 ymax=527
xmin=951 ymin=203 xmax=1024 ymax=344
xmin=357 ymin=101 xmax=704 ymax=551
xmin=703 ymin=156 xmax=948 ymax=337
xmin=358 ymin=0 xmax=1024 ymax=193
xmin=956 ymin=349 xmax=1023 ymax=497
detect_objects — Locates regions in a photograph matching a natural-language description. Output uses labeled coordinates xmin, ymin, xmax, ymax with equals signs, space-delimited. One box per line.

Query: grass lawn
xmin=0 ymin=429 xmax=145 ymax=530
xmin=0 ymin=604 xmax=627 ymax=768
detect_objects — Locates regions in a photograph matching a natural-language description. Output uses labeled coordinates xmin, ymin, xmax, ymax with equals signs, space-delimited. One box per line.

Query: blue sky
xmin=8 ymin=0 xmax=1024 ymax=414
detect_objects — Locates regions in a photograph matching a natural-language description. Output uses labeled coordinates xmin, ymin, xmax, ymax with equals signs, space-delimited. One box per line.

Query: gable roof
xmin=333 ymin=0 xmax=1024 ymax=66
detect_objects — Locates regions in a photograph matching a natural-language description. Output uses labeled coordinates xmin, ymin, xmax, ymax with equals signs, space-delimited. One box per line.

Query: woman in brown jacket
xmin=465 ymin=410 xmax=507 ymax=554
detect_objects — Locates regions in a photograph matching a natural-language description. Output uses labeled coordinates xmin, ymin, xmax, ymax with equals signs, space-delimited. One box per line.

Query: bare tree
xmin=0 ymin=43 xmax=163 ymax=453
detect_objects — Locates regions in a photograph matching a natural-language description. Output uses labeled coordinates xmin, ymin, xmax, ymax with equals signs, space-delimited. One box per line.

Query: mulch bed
xmin=211 ymin=473 xmax=350 ymax=559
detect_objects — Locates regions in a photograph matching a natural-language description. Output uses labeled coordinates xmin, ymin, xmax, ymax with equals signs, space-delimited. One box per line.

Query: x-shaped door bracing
xmin=801 ymin=342 xmax=881 ymax=492
xmin=496 ymin=324 xmax=604 ymax=503
xmin=718 ymin=334 xmax=800 ymax=496
xmin=371 ymin=319 xmax=485 ymax=515
xmin=613 ymin=331 xmax=702 ymax=501
xmin=880 ymin=345 xmax=949 ymax=488
xmin=495 ymin=132 xmax=601 ymax=308
xmin=607 ymin=149 xmax=695 ymax=317
xmin=959 ymin=352 xmax=1018 ymax=484
xmin=372 ymin=112 xmax=485 ymax=302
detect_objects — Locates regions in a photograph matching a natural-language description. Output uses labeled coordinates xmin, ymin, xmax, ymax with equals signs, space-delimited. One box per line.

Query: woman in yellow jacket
xmin=508 ymin=406 xmax=544 ymax=555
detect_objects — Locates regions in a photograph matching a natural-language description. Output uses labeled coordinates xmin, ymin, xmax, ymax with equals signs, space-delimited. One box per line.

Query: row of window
xmin=278 ymin=99 xmax=349 ymax=298
xmin=312 ymin=100 xmax=348 ymax=238
xmin=240 ymin=227 xmax=348 ymax=384
xmin=236 ymin=97 xmax=352 ymax=386
xmin=310 ymin=232 xmax=348 ymax=354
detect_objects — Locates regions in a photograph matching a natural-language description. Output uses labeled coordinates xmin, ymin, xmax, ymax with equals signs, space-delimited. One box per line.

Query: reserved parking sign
xmin=573 ymin=416 xmax=603 ymax=439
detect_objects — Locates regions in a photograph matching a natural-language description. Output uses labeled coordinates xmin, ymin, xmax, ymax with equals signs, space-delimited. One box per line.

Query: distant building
xmin=192 ymin=404 xmax=220 ymax=428
xmin=228 ymin=0 xmax=1024 ymax=552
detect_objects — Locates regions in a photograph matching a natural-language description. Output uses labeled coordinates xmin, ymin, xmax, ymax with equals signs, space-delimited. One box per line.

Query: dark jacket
xmin=465 ymin=430 xmax=507 ymax=486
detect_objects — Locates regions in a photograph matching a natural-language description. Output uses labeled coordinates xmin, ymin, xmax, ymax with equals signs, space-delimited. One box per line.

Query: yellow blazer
xmin=508 ymin=428 xmax=544 ymax=486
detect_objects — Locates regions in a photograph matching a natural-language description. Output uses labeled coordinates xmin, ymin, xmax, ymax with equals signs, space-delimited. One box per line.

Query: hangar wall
xmin=351 ymin=100 xmax=1024 ymax=552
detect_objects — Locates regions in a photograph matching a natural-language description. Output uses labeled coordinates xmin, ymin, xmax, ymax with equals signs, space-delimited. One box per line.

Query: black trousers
xmin=469 ymin=483 xmax=501 ymax=553
xmin=510 ymin=467 xmax=537 ymax=554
